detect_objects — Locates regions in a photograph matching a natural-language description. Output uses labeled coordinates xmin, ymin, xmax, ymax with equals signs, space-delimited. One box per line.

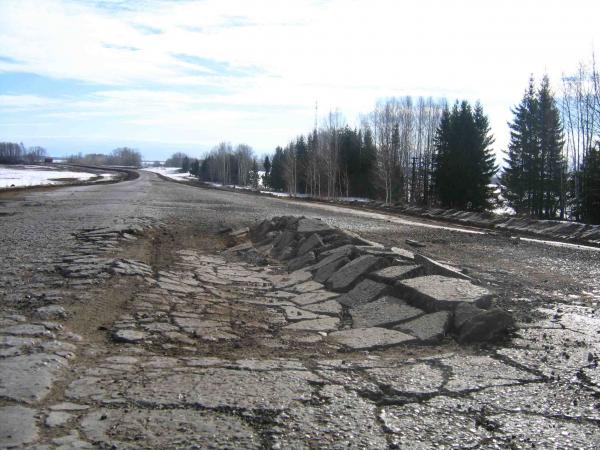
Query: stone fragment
xmin=326 ymin=255 xmax=383 ymax=291
xmin=271 ymin=231 xmax=296 ymax=257
xmin=391 ymin=246 xmax=415 ymax=261
xmin=250 ymin=219 xmax=274 ymax=240
xmin=394 ymin=311 xmax=451 ymax=342
xmin=414 ymin=254 xmax=472 ymax=280
xmin=282 ymin=306 xmax=323 ymax=322
xmin=405 ymin=239 xmax=426 ymax=247
xmin=296 ymin=218 xmax=332 ymax=234
xmin=397 ymin=275 xmax=493 ymax=311
xmin=287 ymin=251 xmax=316 ymax=272
xmin=314 ymin=256 xmax=350 ymax=283
xmin=367 ymin=363 xmax=444 ymax=394
xmin=279 ymin=246 xmax=296 ymax=260
xmin=272 ymin=270 xmax=312 ymax=289
xmin=34 ymin=305 xmax=68 ymax=320
xmin=223 ymin=242 xmax=253 ymax=253
xmin=317 ymin=243 xmax=356 ymax=259
xmin=1 ymin=324 xmax=54 ymax=338
xmin=336 ymin=279 xmax=390 ymax=308
xmin=370 ymin=264 xmax=423 ymax=283
xmin=290 ymin=291 xmax=339 ymax=306
xmin=297 ymin=233 xmax=324 ymax=256
xmin=52 ymin=432 xmax=92 ymax=449
xmin=328 ymin=327 xmax=416 ymax=350
xmin=50 ymin=402 xmax=90 ymax=411
xmin=0 ymin=406 xmax=38 ymax=448
xmin=112 ymin=329 xmax=148 ymax=343
xmin=454 ymin=305 xmax=515 ymax=343
xmin=0 ymin=353 xmax=67 ymax=403
xmin=303 ymin=300 xmax=342 ymax=316
xmin=350 ymin=296 xmax=423 ymax=328
xmin=283 ymin=317 xmax=340 ymax=331
xmin=45 ymin=411 xmax=72 ymax=427
xmin=292 ymin=280 xmax=322 ymax=293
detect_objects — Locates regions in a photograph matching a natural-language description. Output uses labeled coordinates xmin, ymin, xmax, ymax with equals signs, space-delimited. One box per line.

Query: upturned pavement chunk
xmin=370 ymin=265 xmax=423 ymax=283
xmin=287 ymin=252 xmax=316 ymax=272
xmin=314 ymin=257 xmax=350 ymax=283
xmin=296 ymin=218 xmax=332 ymax=234
xmin=454 ymin=303 xmax=515 ymax=343
xmin=394 ymin=311 xmax=451 ymax=342
xmin=396 ymin=275 xmax=493 ymax=311
xmin=350 ymin=296 xmax=424 ymax=328
xmin=326 ymin=255 xmax=383 ymax=292
xmin=328 ymin=327 xmax=416 ymax=350
xmin=337 ymin=279 xmax=390 ymax=308
xmin=297 ymin=233 xmax=324 ymax=256
xmin=414 ymin=254 xmax=472 ymax=280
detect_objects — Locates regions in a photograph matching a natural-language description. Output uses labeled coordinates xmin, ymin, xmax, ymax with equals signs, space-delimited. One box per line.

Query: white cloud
xmin=0 ymin=0 xmax=599 ymax=156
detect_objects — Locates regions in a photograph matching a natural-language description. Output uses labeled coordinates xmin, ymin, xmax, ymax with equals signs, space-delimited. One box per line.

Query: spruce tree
xmin=269 ymin=146 xmax=286 ymax=191
xmin=503 ymin=76 xmax=566 ymax=218
xmin=433 ymin=101 xmax=497 ymax=210
xmin=472 ymin=103 xmax=497 ymax=209
xmin=580 ymin=146 xmax=600 ymax=224
xmin=503 ymin=78 xmax=538 ymax=214
xmin=537 ymin=75 xmax=566 ymax=218
xmin=262 ymin=155 xmax=271 ymax=188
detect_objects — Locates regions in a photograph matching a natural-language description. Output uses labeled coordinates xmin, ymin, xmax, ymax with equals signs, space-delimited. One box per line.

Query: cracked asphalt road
xmin=1 ymin=170 xmax=599 ymax=449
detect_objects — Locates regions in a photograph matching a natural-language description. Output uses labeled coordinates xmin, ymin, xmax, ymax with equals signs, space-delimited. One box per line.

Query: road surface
xmin=1 ymin=171 xmax=599 ymax=448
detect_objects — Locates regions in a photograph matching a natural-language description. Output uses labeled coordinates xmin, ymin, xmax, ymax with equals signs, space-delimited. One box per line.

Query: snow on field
xmin=143 ymin=167 xmax=197 ymax=182
xmin=0 ymin=165 xmax=114 ymax=189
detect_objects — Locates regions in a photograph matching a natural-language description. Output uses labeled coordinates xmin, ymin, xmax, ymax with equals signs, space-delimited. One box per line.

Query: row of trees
xmin=265 ymin=125 xmax=377 ymax=199
xmin=0 ymin=142 xmax=48 ymax=164
xmin=263 ymin=97 xmax=446 ymax=203
xmin=197 ymin=143 xmax=260 ymax=188
xmin=65 ymin=147 xmax=142 ymax=167
xmin=263 ymin=97 xmax=496 ymax=209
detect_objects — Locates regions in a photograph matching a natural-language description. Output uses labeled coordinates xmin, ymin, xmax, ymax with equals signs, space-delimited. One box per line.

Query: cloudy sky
xmin=0 ymin=0 xmax=598 ymax=160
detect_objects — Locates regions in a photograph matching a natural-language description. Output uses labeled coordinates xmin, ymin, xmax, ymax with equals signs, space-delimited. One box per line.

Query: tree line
xmin=261 ymin=97 xmax=496 ymax=211
xmin=65 ymin=147 xmax=142 ymax=167
xmin=0 ymin=142 xmax=48 ymax=164
xmin=171 ymin=55 xmax=599 ymax=225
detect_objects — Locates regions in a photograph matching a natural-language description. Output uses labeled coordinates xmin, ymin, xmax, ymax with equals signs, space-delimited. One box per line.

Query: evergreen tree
xmin=189 ymin=159 xmax=200 ymax=177
xmin=433 ymin=101 xmax=497 ymax=210
xmin=503 ymin=78 xmax=538 ymax=214
xmin=181 ymin=156 xmax=190 ymax=173
xmin=200 ymin=158 xmax=211 ymax=181
xmin=537 ymin=75 xmax=566 ymax=218
xmin=360 ymin=128 xmax=377 ymax=198
xmin=248 ymin=158 xmax=260 ymax=190
xmin=503 ymin=76 xmax=566 ymax=218
xmin=262 ymin=155 xmax=271 ymax=188
xmin=269 ymin=146 xmax=286 ymax=191
xmin=580 ymin=146 xmax=600 ymax=224
xmin=295 ymin=136 xmax=308 ymax=194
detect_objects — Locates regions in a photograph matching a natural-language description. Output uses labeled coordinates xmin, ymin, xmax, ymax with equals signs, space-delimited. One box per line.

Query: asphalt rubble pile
xmin=225 ymin=215 xmax=516 ymax=348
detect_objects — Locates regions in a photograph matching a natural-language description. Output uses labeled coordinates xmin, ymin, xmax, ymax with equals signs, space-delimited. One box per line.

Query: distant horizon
xmin=1 ymin=0 xmax=599 ymax=162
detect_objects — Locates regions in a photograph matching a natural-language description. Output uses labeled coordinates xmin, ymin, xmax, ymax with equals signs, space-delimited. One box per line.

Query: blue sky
xmin=1 ymin=0 xmax=599 ymax=160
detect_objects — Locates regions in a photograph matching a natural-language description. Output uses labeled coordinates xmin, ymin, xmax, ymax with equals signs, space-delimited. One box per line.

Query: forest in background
xmin=3 ymin=54 xmax=599 ymax=224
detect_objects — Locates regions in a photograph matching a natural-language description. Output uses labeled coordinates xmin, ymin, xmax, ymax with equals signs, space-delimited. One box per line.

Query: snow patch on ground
xmin=143 ymin=167 xmax=197 ymax=182
xmin=0 ymin=165 xmax=115 ymax=189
